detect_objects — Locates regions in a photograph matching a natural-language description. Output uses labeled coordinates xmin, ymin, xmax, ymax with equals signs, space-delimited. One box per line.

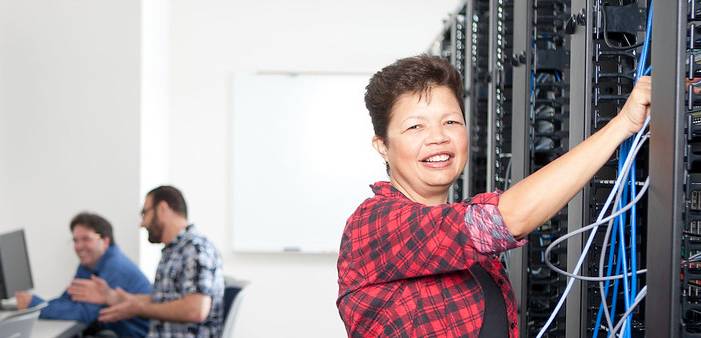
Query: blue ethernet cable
xmin=616 ymin=141 xmax=633 ymax=338
xmin=592 ymin=127 xmax=635 ymax=338
xmin=620 ymin=146 xmax=633 ymax=338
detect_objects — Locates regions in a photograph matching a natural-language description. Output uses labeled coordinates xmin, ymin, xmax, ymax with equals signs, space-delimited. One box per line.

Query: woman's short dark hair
xmin=148 ymin=185 xmax=188 ymax=218
xmin=70 ymin=212 xmax=115 ymax=246
xmin=364 ymin=54 xmax=464 ymax=140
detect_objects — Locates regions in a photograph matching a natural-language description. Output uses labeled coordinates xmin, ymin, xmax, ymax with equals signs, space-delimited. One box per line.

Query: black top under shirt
xmin=470 ymin=264 xmax=509 ymax=338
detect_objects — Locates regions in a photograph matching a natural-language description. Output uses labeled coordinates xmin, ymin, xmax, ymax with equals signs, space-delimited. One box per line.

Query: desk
xmin=32 ymin=320 xmax=85 ymax=338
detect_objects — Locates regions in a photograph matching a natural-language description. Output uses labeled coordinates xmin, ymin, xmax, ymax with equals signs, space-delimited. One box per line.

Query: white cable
xmin=541 ymin=134 xmax=648 ymax=333
xmin=597 ymin=179 xmax=629 ymax=332
xmin=543 ymin=134 xmax=649 ymax=282
xmin=689 ymin=252 xmax=701 ymax=261
xmin=595 ymin=135 xmax=646 ymax=332
xmin=536 ymin=117 xmax=650 ymax=338
xmin=594 ymin=133 xmax=648 ymax=332
xmin=543 ymin=179 xmax=649 ymax=282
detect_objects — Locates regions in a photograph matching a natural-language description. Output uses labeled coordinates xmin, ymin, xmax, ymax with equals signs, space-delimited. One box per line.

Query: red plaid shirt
xmin=337 ymin=182 xmax=526 ymax=338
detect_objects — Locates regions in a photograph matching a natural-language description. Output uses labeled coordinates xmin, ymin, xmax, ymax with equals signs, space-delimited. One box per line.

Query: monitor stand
xmin=0 ymin=297 xmax=18 ymax=311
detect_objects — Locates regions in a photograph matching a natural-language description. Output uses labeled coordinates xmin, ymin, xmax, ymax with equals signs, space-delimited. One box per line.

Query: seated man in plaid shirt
xmin=70 ymin=186 xmax=225 ymax=338
xmin=337 ymin=55 xmax=651 ymax=337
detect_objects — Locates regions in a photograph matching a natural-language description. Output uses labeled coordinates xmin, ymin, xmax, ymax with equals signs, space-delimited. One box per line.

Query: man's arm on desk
xmin=69 ymin=276 xmax=211 ymax=323
xmin=15 ymin=290 xmax=100 ymax=324
xmin=98 ymin=288 xmax=211 ymax=324
xmin=68 ymin=275 xmax=152 ymax=306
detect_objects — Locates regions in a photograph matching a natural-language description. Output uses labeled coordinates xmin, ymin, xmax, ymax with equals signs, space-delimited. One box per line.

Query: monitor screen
xmin=0 ymin=230 xmax=33 ymax=299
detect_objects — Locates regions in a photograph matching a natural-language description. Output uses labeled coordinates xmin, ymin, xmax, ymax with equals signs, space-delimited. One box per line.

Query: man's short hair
xmin=70 ymin=212 xmax=115 ymax=246
xmin=148 ymin=185 xmax=188 ymax=218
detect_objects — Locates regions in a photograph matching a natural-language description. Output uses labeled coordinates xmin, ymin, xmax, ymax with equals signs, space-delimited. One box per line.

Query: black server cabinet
xmin=566 ymin=0 xmax=589 ymax=335
xmin=582 ymin=1 xmax=650 ymax=337
xmin=468 ymin=0 xmax=491 ymax=199
xmin=528 ymin=0 xmax=572 ymax=335
xmin=647 ymin=0 xmax=692 ymax=337
xmin=510 ymin=0 xmax=573 ymax=336
xmin=487 ymin=0 xmax=514 ymax=194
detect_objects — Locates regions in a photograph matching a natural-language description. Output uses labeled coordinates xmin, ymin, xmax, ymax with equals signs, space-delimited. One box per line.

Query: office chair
xmin=0 ymin=304 xmax=44 ymax=338
xmin=222 ymin=277 xmax=249 ymax=338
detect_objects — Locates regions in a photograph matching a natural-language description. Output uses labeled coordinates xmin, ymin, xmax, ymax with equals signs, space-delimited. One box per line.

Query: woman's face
xmin=373 ymin=85 xmax=468 ymax=203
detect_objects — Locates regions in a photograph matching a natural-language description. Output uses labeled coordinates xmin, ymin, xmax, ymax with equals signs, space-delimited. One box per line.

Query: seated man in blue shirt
xmin=15 ymin=212 xmax=152 ymax=338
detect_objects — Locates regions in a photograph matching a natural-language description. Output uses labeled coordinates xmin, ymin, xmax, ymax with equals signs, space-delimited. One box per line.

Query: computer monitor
xmin=0 ymin=230 xmax=33 ymax=300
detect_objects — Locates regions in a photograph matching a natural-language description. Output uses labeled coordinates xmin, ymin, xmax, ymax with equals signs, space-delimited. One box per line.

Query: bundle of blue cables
xmin=537 ymin=2 xmax=654 ymax=337
xmin=592 ymin=3 xmax=653 ymax=337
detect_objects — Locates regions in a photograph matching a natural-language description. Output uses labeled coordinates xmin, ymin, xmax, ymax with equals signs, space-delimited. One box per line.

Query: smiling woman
xmin=337 ymin=56 xmax=518 ymax=338
xmin=336 ymin=55 xmax=651 ymax=338
xmin=371 ymin=85 xmax=468 ymax=206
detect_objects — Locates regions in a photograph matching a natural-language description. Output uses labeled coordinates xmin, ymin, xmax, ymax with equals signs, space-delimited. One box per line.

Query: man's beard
xmin=147 ymin=213 xmax=164 ymax=243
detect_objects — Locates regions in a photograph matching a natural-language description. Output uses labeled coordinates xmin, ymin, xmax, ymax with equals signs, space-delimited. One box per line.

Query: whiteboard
xmin=230 ymin=73 xmax=387 ymax=253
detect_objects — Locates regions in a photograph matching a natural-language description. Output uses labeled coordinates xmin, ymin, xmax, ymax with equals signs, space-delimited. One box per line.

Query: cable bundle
xmin=537 ymin=1 xmax=653 ymax=337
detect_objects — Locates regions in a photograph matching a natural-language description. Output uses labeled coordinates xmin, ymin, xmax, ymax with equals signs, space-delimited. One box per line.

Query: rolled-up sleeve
xmin=465 ymin=191 xmax=527 ymax=254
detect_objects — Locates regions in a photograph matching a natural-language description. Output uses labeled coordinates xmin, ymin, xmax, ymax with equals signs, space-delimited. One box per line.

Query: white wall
xmin=139 ymin=0 xmax=172 ymax=282
xmin=163 ymin=1 xmax=460 ymax=337
xmin=0 ymin=0 xmax=142 ymax=297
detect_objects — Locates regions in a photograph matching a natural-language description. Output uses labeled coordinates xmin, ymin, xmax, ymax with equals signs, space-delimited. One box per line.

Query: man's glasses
xmin=140 ymin=206 xmax=153 ymax=217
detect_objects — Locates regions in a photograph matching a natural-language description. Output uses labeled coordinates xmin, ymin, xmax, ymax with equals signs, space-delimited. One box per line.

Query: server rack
xmin=486 ymin=0 xmax=514 ymax=194
xmin=566 ymin=0 xmax=589 ymax=336
xmin=509 ymin=0 xmax=532 ymax=334
xmin=682 ymin=4 xmax=701 ymax=337
xmin=467 ymin=0 xmax=491 ymax=199
xmin=509 ymin=0 xmax=575 ymax=336
xmin=582 ymin=1 xmax=650 ymax=337
xmin=647 ymin=0 xmax=689 ymax=337
xmin=527 ymin=0 xmax=573 ymax=336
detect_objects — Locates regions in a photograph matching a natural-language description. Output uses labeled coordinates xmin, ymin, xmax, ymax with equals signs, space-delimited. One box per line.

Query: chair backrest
xmin=221 ymin=277 xmax=249 ymax=338
xmin=0 ymin=308 xmax=40 ymax=338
